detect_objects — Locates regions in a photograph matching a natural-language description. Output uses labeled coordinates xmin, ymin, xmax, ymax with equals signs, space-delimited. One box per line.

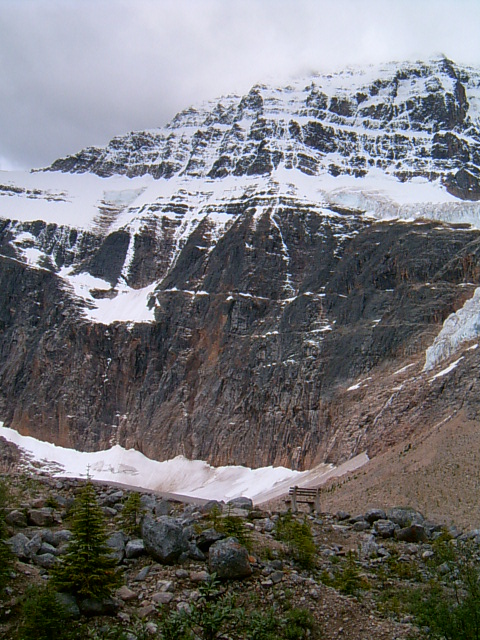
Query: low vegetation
xmin=3 ymin=470 xmax=480 ymax=639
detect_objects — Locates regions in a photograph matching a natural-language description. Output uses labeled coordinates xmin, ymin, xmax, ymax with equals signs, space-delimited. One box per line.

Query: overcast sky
xmin=1 ymin=0 xmax=480 ymax=170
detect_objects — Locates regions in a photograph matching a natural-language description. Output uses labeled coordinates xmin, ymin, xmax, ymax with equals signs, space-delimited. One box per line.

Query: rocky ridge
xmin=47 ymin=57 xmax=480 ymax=200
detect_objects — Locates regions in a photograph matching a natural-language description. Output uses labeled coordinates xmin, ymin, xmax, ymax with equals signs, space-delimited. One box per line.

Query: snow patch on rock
xmin=424 ymin=287 xmax=480 ymax=370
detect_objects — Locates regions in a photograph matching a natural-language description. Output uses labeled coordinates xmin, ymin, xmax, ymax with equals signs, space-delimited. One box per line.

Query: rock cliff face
xmin=1 ymin=58 xmax=480 ymax=469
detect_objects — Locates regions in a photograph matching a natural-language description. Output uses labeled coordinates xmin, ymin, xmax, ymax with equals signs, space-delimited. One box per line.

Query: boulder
xmin=386 ymin=507 xmax=424 ymax=528
xmin=28 ymin=508 xmax=55 ymax=527
xmin=208 ymin=537 xmax=252 ymax=580
xmin=55 ymin=592 xmax=80 ymax=619
xmin=25 ymin=533 xmax=43 ymax=557
xmin=78 ymin=597 xmax=120 ymax=617
xmin=141 ymin=516 xmax=189 ymax=564
xmin=8 ymin=532 xmax=30 ymax=559
xmin=106 ymin=531 xmax=126 ymax=564
xmin=227 ymin=497 xmax=253 ymax=511
xmin=201 ymin=500 xmax=224 ymax=515
xmin=53 ymin=530 xmax=73 ymax=546
xmin=364 ymin=509 xmax=387 ymax=524
xmin=196 ymin=528 xmax=225 ymax=552
xmin=5 ymin=509 xmax=27 ymax=527
xmin=125 ymin=538 xmax=145 ymax=559
xmin=373 ymin=519 xmax=397 ymax=538
xmin=394 ymin=524 xmax=428 ymax=543
xmin=33 ymin=552 xmax=58 ymax=569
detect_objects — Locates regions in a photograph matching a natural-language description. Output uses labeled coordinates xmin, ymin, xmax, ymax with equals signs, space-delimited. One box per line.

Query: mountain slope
xmin=1 ymin=58 xmax=480 ymax=470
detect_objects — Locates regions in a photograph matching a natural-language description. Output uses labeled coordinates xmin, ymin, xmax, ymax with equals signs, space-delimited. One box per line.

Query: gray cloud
xmin=1 ymin=0 xmax=479 ymax=169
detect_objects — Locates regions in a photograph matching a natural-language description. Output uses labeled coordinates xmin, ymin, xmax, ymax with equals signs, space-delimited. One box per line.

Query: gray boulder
xmin=78 ymin=597 xmax=120 ymax=617
xmin=208 ymin=537 xmax=252 ymax=580
xmin=373 ymin=519 xmax=397 ymax=538
xmin=27 ymin=508 xmax=56 ymax=527
xmin=364 ymin=509 xmax=387 ymax=524
xmin=227 ymin=497 xmax=253 ymax=510
xmin=196 ymin=528 xmax=225 ymax=552
xmin=8 ymin=532 xmax=30 ymax=559
xmin=141 ymin=516 xmax=189 ymax=564
xmin=125 ymin=538 xmax=145 ymax=559
xmin=5 ymin=509 xmax=27 ymax=527
xmin=25 ymin=533 xmax=43 ymax=557
xmin=53 ymin=530 xmax=73 ymax=546
xmin=387 ymin=507 xmax=424 ymax=528
xmin=106 ymin=532 xmax=126 ymax=564
xmin=394 ymin=524 xmax=429 ymax=543
xmin=55 ymin=592 xmax=80 ymax=619
xmin=33 ymin=552 xmax=58 ymax=569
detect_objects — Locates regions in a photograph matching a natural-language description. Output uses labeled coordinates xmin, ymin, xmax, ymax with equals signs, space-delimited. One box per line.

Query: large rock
xmin=373 ymin=519 xmax=397 ymax=539
xmin=141 ymin=516 xmax=188 ymax=564
xmin=27 ymin=508 xmax=56 ymax=527
xmin=8 ymin=532 xmax=30 ymax=559
xmin=386 ymin=508 xmax=424 ymax=529
xmin=395 ymin=524 xmax=429 ymax=543
xmin=106 ymin=532 xmax=126 ymax=564
xmin=208 ymin=537 xmax=252 ymax=580
xmin=227 ymin=497 xmax=253 ymax=511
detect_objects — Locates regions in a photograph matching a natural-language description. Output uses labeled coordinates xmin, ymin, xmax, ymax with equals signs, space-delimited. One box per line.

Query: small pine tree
xmin=51 ymin=479 xmax=121 ymax=599
xmin=119 ymin=492 xmax=144 ymax=536
xmin=0 ymin=478 xmax=13 ymax=597
xmin=18 ymin=584 xmax=71 ymax=640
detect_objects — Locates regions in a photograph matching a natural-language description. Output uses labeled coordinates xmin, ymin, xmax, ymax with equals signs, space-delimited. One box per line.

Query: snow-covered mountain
xmin=1 ymin=58 xmax=480 ymax=471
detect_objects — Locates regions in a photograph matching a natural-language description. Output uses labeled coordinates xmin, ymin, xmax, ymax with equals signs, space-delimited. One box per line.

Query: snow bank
xmin=0 ymin=425 xmax=308 ymax=502
xmin=424 ymin=287 xmax=480 ymax=370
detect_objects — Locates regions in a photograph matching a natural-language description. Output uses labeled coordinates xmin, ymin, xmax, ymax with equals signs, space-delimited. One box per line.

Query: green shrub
xmin=17 ymin=585 xmax=71 ymax=640
xmin=412 ymin=539 xmax=480 ymax=639
xmin=275 ymin=513 xmax=316 ymax=569
xmin=119 ymin=492 xmax=144 ymax=536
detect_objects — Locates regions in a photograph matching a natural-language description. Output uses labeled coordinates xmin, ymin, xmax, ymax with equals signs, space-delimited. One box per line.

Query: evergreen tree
xmin=51 ymin=479 xmax=121 ymax=599
xmin=119 ymin=491 xmax=144 ymax=536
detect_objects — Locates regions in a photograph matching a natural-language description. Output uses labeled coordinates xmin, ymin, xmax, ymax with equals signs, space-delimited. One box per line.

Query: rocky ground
xmin=1 ymin=458 xmax=474 ymax=640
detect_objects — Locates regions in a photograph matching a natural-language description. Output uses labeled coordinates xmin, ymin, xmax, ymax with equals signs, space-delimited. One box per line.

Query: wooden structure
xmin=285 ymin=486 xmax=321 ymax=513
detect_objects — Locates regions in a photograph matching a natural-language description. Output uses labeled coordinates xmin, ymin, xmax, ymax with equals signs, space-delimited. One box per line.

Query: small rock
xmin=270 ymin=570 xmax=284 ymax=584
xmin=138 ymin=604 xmax=157 ymax=618
xmin=352 ymin=520 xmax=370 ymax=532
xmin=157 ymin=580 xmax=174 ymax=592
xmin=125 ymin=539 xmax=145 ymax=559
xmin=152 ymin=592 xmax=174 ymax=605
xmin=134 ymin=566 xmax=151 ymax=582
xmin=117 ymin=586 xmax=137 ymax=602
xmin=175 ymin=569 xmax=189 ymax=579
xmin=190 ymin=570 xmax=210 ymax=583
